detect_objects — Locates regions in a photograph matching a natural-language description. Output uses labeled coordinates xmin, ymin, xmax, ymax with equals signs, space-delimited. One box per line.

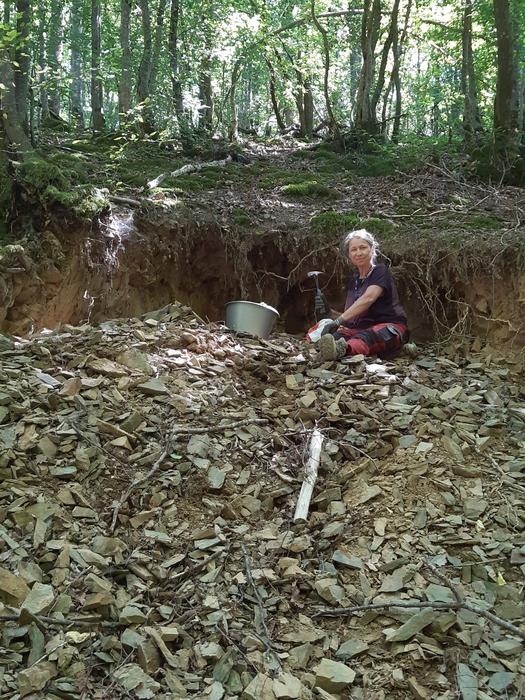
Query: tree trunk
xmin=3 ymin=1 xmax=10 ymax=23
xmin=150 ymin=0 xmax=168 ymax=94
xmin=461 ymin=0 xmax=482 ymax=145
xmin=118 ymin=0 xmax=132 ymax=122
xmin=228 ymin=59 xmax=241 ymax=141
xmin=91 ymin=0 xmax=105 ymax=132
xmin=371 ymin=0 xmax=399 ymax=116
xmin=46 ymin=0 xmax=64 ymax=116
xmin=70 ymin=0 xmax=84 ymax=128
xmin=0 ymin=46 xmax=32 ymax=151
xmin=265 ymin=57 xmax=285 ymax=131
xmin=355 ymin=0 xmax=381 ymax=135
xmin=14 ymin=0 xmax=31 ymax=135
xmin=391 ymin=0 xmax=411 ymax=142
xmin=310 ymin=0 xmax=340 ymax=140
xmin=37 ymin=1 xmax=48 ymax=123
xmin=137 ymin=0 xmax=153 ymax=130
xmin=303 ymin=77 xmax=314 ymax=138
xmin=169 ymin=0 xmax=192 ymax=151
xmin=198 ymin=54 xmax=213 ymax=130
xmin=492 ymin=0 xmax=519 ymax=158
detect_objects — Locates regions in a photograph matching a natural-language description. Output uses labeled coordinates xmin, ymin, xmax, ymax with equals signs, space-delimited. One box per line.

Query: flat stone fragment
xmin=332 ymin=549 xmax=363 ymax=569
xmin=491 ymin=639 xmax=522 ymax=656
xmin=273 ymin=672 xmax=303 ymax=699
xmin=314 ymin=658 xmax=356 ymax=693
xmin=463 ymin=498 xmax=488 ymax=519
xmin=18 ymin=661 xmax=57 ymax=697
xmin=116 ymin=349 xmax=154 ymax=375
xmin=0 ymin=566 xmax=30 ymax=605
xmin=384 ymin=608 xmax=436 ymax=642
xmin=137 ymin=378 xmax=169 ymax=395
xmin=315 ymin=578 xmax=345 ymax=605
xmin=21 ymin=582 xmax=55 ymax=616
xmin=119 ymin=605 xmax=147 ymax=624
xmin=207 ymin=466 xmax=226 ymax=490
xmin=336 ymin=639 xmax=369 ymax=659
xmin=242 ymin=672 xmax=276 ymax=700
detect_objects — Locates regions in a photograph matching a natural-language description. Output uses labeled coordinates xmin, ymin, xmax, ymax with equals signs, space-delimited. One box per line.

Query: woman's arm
xmin=338 ymin=285 xmax=383 ymax=323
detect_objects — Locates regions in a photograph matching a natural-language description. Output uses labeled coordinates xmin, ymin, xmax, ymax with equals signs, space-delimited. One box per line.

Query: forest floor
xmin=0 ymin=301 xmax=524 ymax=699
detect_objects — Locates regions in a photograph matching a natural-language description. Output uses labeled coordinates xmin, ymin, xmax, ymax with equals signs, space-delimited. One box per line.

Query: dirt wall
xmin=1 ymin=208 xmax=524 ymax=350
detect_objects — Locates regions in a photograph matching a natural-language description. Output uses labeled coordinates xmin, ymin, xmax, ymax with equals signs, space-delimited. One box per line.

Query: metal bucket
xmin=225 ymin=301 xmax=279 ymax=339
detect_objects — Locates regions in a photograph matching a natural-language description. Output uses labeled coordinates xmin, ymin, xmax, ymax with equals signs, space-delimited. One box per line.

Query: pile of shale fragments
xmin=0 ymin=301 xmax=524 ymax=699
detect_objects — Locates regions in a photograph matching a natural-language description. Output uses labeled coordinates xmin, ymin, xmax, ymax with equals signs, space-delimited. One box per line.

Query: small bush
xmin=311 ymin=210 xmax=361 ymax=234
xmin=231 ymin=207 xmax=252 ymax=226
xmin=361 ymin=217 xmax=396 ymax=235
xmin=282 ymin=180 xmax=336 ymax=198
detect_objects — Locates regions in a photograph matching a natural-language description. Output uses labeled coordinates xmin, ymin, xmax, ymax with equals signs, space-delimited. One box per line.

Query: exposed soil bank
xmin=1 ymin=199 xmax=524 ymax=349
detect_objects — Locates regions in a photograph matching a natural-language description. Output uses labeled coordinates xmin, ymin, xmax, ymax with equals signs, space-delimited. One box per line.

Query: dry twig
xmin=109 ymin=417 xmax=269 ymax=531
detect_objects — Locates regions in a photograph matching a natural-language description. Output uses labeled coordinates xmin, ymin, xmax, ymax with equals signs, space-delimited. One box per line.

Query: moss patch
xmin=282 ymin=180 xmax=337 ymax=198
xmin=310 ymin=210 xmax=361 ymax=235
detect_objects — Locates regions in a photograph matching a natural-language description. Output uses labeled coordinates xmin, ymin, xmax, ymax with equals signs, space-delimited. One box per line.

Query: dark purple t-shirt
xmin=344 ymin=263 xmax=407 ymax=329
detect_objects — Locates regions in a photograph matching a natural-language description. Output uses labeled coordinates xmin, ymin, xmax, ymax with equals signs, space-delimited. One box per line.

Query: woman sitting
xmin=319 ymin=229 xmax=409 ymax=361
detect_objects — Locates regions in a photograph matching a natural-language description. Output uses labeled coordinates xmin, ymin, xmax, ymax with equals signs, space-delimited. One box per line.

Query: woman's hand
xmin=321 ymin=316 xmax=344 ymax=335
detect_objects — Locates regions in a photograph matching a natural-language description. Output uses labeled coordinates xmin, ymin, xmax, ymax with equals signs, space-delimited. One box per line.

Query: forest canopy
xmin=0 ymin=0 xmax=524 ymax=182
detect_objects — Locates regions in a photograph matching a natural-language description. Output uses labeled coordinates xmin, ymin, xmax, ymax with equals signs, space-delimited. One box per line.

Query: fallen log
xmin=294 ymin=428 xmax=324 ymax=522
xmin=145 ymin=155 xmax=232 ymax=190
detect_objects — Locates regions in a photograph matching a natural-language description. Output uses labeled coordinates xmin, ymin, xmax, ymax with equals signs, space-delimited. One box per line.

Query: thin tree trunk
xmin=169 ymin=0 xmax=191 ymax=151
xmin=0 ymin=46 xmax=32 ymax=151
xmin=371 ymin=0 xmax=399 ymax=115
xmin=3 ymin=1 xmax=10 ymax=23
xmin=37 ymin=2 xmax=48 ymax=123
xmin=265 ymin=56 xmax=285 ymax=131
xmin=118 ymin=0 xmax=132 ymax=122
xmin=355 ymin=0 xmax=381 ymax=135
xmin=14 ymin=0 xmax=31 ymax=135
xmin=150 ymin=0 xmax=168 ymax=93
xmin=461 ymin=0 xmax=482 ymax=145
xmin=198 ymin=53 xmax=213 ymax=130
xmin=70 ymin=0 xmax=84 ymax=128
xmin=391 ymin=0 xmax=412 ymax=141
xmin=228 ymin=59 xmax=241 ymax=141
xmin=47 ymin=0 xmax=64 ymax=116
xmin=91 ymin=0 xmax=105 ymax=132
xmin=492 ymin=0 xmax=519 ymax=158
xmin=310 ymin=0 xmax=340 ymax=140
xmin=303 ymin=77 xmax=314 ymax=138
xmin=137 ymin=0 xmax=154 ymax=132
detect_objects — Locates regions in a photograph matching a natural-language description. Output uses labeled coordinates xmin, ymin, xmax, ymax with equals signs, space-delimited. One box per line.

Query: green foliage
xmin=362 ymin=217 xmax=396 ymax=235
xmin=231 ymin=207 xmax=252 ymax=226
xmin=310 ymin=210 xmax=361 ymax=234
xmin=282 ymin=180 xmax=337 ymax=198
xmin=462 ymin=213 xmax=501 ymax=230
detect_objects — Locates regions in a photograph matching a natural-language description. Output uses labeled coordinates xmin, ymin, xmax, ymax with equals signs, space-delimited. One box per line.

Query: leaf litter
xmin=0 ymin=303 xmax=524 ymax=698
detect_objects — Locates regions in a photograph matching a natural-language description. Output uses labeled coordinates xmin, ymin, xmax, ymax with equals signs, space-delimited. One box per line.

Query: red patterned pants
xmin=334 ymin=322 xmax=408 ymax=357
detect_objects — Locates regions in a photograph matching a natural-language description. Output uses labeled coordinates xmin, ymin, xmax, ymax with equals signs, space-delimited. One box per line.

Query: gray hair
xmin=342 ymin=229 xmax=379 ymax=265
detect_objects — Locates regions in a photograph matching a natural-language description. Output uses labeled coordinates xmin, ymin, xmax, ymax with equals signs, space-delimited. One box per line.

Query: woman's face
xmin=348 ymin=237 xmax=372 ymax=267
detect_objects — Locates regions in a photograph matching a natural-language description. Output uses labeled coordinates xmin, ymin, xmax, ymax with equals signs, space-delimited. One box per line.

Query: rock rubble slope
xmin=0 ymin=303 xmax=524 ymax=699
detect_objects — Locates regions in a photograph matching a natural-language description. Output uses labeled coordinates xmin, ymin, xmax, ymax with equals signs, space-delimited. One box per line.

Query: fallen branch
xmin=0 ymin=613 xmax=123 ymax=629
xmin=109 ymin=417 xmax=269 ymax=531
xmin=314 ymin=561 xmax=525 ymax=641
xmin=109 ymin=194 xmax=142 ymax=207
xmin=241 ymin=541 xmax=280 ymax=666
xmin=294 ymin=428 xmax=324 ymax=522
xmin=155 ymin=544 xmax=231 ymax=600
xmin=145 ymin=155 xmax=232 ymax=190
